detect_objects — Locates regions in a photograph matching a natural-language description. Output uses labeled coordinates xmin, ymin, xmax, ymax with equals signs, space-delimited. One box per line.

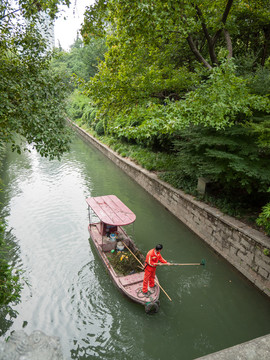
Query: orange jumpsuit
xmin=142 ymin=248 xmax=167 ymax=293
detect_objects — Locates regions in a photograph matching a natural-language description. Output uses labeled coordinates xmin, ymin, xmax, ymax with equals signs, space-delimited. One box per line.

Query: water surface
xmin=0 ymin=134 xmax=270 ymax=360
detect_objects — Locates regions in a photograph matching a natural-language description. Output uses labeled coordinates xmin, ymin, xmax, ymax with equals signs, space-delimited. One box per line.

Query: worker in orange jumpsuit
xmin=142 ymin=244 xmax=170 ymax=294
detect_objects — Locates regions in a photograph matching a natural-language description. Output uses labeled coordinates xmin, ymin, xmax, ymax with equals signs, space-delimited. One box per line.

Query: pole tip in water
xmin=201 ymin=259 xmax=206 ymax=266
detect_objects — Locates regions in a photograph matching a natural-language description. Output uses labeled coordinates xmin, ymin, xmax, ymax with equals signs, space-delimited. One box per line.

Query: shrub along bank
xmin=0 ymin=144 xmax=24 ymax=316
xmin=67 ymin=91 xmax=270 ymax=237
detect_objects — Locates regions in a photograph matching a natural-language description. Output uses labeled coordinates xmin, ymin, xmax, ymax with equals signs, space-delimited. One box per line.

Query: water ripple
xmin=1 ymin=137 xmax=270 ymax=360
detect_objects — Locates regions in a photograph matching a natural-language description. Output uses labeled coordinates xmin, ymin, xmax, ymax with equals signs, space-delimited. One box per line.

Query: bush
xmin=256 ymin=203 xmax=270 ymax=235
xmin=95 ymin=120 xmax=105 ymax=135
xmin=173 ymin=121 xmax=270 ymax=195
xmin=0 ymin=223 xmax=23 ymax=306
xmin=67 ymin=91 xmax=97 ymax=128
xmin=159 ymin=172 xmax=197 ymax=193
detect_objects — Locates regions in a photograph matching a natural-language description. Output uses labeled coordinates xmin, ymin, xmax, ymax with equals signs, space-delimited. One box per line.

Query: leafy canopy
xmin=1 ymin=0 xmax=72 ymax=159
xmin=81 ymin=0 xmax=270 ymax=143
xmin=79 ymin=0 xmax=270 ymax=228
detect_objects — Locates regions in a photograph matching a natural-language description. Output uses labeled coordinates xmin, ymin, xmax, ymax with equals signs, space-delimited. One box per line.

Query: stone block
xmin=229 ymin=245 xmax=238 ymax=257
xmin=237 ymin=250 xmax=254 ymax=265
xmin=261 ymin=253 xmax=270 ymax=266
xmin=254 ymin=257 xmax=270 ymax=272
xmin=241 ymin=226 xmax=270 ymax=248
xmin=232 ymin=230 xmax=241 ymax=242
xmin=197 ymin=177 xmax=210 ymax=195
xmin=234 ymin=241 xmax=248 ymax=253
xmin=220 ymin=214 xmax=246 ymax=230
xmin=240 ymin=238 xmax=252 ymax=251
xmin=258 ymin=266 xmax=269 ymax=279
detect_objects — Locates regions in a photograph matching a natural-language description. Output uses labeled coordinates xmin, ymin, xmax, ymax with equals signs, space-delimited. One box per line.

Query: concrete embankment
xmin=195 ymin=333 xmax=270 ymax=360
xmin=73 ymin=123 xmax=270 ymax=298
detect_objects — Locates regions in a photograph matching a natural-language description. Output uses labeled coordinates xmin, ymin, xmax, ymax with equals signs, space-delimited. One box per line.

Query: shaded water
xmin=0 ymin=134 xmax=270 ymax=360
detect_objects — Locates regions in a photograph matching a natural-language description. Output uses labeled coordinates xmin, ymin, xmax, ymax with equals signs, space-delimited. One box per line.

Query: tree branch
xmin=0 ymin=8 xmax=20 ymax=21
xmin=212 ymin=0 xmax=234 ymax=46
xmin=195 ymin=5 xmax=218 ymax=65
xmin=187 ymin=34 xmax=212 ymax=69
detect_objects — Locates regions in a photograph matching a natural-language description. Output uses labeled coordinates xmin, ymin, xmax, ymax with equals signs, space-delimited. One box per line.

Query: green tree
xmin=82 ymin=0 xmax=270 ymax=69
xmin=52 ymin=37 xmax=107 ymax=81
xmin=173 ymin=119 xmax=270 ymax=193
xmin=80 ymin=0 xmax=270 ymax=227
xmin=81 ymin=0 xmax=270 ymax=141
xmin=0 ymin=0 xmax=72 ymax=159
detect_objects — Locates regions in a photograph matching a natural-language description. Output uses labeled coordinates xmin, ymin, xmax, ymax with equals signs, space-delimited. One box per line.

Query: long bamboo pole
xmin=159 ymin=259 xmax=206 ymax=266
xmin=161 ymin=263 xmax=200 ymax=266
xmin=122 ymin=241 xmax=144 ymax=267
xmin=153 ymin=279 xmax=172 ymax=302
xmin=121 ymin=241 xmax=172 ymax=302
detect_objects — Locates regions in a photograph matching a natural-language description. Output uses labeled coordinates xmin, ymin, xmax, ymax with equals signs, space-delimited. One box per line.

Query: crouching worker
xmin=142 ymin=244 xmax=170 ymax=294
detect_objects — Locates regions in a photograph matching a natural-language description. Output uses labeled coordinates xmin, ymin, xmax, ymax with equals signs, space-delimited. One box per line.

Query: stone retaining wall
xmin=74 ymin=123 xmax=270 ymax=297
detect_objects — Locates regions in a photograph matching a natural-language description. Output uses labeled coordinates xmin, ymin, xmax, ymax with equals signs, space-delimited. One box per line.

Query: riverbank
xmin=72 ymin=122 xmax=270 ymax=299
xmin=196 ymin=333 xmax=270 ymax=360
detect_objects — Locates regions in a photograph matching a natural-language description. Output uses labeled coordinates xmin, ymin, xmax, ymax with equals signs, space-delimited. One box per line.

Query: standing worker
xmin=142 ymin=244 xmax=170 ymax=294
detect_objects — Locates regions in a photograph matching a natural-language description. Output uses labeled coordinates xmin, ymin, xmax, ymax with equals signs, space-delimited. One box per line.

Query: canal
xmin=0 ymin=133 xmax=270 ymax=360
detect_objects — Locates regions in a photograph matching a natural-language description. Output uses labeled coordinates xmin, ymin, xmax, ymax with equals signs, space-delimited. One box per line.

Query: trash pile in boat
xmin=106 ymin=246 xmax=143 ymax=276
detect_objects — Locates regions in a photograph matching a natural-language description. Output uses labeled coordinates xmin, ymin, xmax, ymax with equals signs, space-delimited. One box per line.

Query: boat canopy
xmin=86 ymin=195 xmax=136 ymax=226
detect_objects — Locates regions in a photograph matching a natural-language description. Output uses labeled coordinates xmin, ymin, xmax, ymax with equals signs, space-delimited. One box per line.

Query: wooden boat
xmin=86 ymin=195 xmax=160 ymax=313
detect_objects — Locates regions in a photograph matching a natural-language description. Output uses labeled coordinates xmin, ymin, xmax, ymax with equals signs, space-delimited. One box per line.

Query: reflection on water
xmin=0 ymin=136 xmax=270 ymax=360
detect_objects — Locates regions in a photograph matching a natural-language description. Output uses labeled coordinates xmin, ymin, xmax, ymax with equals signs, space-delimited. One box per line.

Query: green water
xmin=0 ymin=134 xmax=269 ymax=360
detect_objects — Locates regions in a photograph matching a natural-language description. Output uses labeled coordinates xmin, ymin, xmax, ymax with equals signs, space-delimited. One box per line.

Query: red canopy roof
xmin=86 ymin=195 xmax=136 ymax=226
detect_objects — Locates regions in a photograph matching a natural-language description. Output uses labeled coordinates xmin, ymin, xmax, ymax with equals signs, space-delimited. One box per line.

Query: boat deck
xmin=89 ymin=223 xmax=160 ymax=305
xmin=119 ymin=272 xmax=158 ymax=302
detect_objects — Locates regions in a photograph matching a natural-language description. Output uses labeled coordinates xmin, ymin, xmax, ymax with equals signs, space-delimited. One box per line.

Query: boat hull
xmin=88 ymin=224 xmax=160 ymax=308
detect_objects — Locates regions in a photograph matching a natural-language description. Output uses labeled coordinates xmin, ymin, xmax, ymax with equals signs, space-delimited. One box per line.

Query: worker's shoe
xmin=142 ymin=291 xmax=150 ymax=296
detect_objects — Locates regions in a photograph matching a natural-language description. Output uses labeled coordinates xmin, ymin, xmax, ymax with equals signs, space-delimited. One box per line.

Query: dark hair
xmin=155 ymin=244 xmax=163 ymax=251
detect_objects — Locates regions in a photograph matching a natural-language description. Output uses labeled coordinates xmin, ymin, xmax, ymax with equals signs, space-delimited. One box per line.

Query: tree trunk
xmin=261 ymin=27 xmax=270 ymax=67
xmin=195 ymin=5 xmax=218 ymax=65
xmin=187 ymin=34 xmax=212 ymax=69
xmin=223 ymin=29 xmax=233 ymax=58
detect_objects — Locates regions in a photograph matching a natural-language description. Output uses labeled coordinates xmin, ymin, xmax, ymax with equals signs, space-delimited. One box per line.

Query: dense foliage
xmin=173 ymin=119 xmax=270 ymax=194
xmin=0 ymin=142 xmax=23 ymax=309
xmin=74 ymin=0 xmax=270 ymax=234
xmin=0 ymin=0 xmax=72 ymax=160
xmin=81 ymin=1 xmax=270 ymax=132
xmin=0 ymin=224 xmax=22 ymax=306
xmin=51 ymin=37 xmax=107 ymax=83
xmin=256 ymin=203 xmax=270 ymax=234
